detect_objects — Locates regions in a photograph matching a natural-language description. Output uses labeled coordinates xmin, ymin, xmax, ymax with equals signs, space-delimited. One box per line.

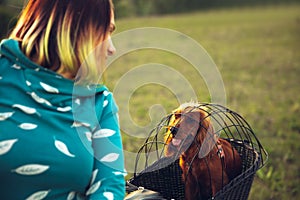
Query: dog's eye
xmin=170 ymin=126 xmax=178 ymax=135
xmin=174 ymin=113 xmax=181 ymax=119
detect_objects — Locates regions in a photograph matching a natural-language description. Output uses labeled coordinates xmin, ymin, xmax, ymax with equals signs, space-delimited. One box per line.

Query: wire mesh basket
xmin=127 ymin=103 xmax=268 ymax=200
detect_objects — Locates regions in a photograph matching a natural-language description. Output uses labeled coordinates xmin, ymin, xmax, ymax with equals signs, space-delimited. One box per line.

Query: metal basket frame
xmin=127 ymin=103 xmax=268 ymax=200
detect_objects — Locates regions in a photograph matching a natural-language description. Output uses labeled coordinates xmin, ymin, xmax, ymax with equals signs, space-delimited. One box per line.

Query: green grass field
xmin=106 ymin=4 xmax=300 ymax=200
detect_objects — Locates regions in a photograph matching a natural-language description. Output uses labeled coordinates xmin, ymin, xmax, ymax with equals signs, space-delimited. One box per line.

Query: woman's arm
xmin=87 ymin=91 xmax=126 ymax=200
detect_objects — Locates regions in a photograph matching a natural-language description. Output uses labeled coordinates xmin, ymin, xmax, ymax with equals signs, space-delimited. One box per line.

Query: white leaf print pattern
xmin=40 ymin=82 xmax=59 ymax=93
xmin=0 ymin=139 xmax=18 ymax=155
xmin=103 ymin=192 xmax=114 ymax=200
xmin=90 ymin=169 xmax=98 ymax=185
xmin=57 ymin=106 xmax=71 ymax=112
xmin=54 ymin=140 xmax=75 ymax=157
xmin=103 ymin=90 xmax=110 ymax=96
xmin=12 ymin=64 xmax=21 ymax=69
xmin=13 ymin=104 xmax=37 ymax=115
xmin=74 ymin=98 xmax=81 ymax=105
xmin=19 ymin=123 xmax=38 ymax=130
xmin=85 ymin=132 xmax=92 ymax=142
xmin=93 ymin=129 xmax=116 ymax=139
xmin=67 ymin=191 xmax=76 ymax=200
xmin=25 ymin=190 xmax=50 ymax=200
xmin=86 ymin=181 xmax=101 ymax=196
xmin=112 ymin=171 xmax=127 ymax=176
xmin=26 ymin=80 xmax=32 ymax=86
xmin=103 ymin=100 xmax=108 ymax=107
xmin=100 ymin=153 xmax=119 ymax=163
xmin=71 ymin=121 xmax=91 ymax=128
xmin=29 ymin=92 xmax=52 ymax=106
xmin=0 ymin=112 xmax=14 ymax=121
xmin=13 ymin=164 xmax=49 ymax=175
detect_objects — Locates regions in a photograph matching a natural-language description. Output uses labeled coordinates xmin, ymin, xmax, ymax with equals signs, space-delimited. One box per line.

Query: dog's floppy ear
xmin=197 ymin=110 xmax=217 ymax=158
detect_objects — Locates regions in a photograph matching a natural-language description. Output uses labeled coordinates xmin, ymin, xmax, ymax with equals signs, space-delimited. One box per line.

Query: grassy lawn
xmin=106 ymin=4 xmax=300 ymax=200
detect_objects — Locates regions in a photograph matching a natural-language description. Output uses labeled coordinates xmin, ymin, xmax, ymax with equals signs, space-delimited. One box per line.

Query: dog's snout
xmin=170 ymin=126 xmax=178 ymax=135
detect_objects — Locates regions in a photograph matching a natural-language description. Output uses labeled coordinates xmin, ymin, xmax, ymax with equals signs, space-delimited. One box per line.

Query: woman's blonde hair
xmin=10 ymin=0 xmax=113 ymax=85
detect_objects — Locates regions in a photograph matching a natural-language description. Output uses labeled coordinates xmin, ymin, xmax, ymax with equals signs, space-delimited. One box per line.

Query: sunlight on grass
xmin=107 ymin=4 xmax=300 ymax=200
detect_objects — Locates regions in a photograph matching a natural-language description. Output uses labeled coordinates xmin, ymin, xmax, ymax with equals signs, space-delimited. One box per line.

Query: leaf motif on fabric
xmin=74 ymin=98 xmax=81 ymax=105
xmin=13 ymin=104 xmax=37 ymax=115
xmin=54 ymin=140 xmax=75 ymax=157
xmin=100 ymin=153 xmax=119 ymax=163
xmin=13 ymin=164 xmax=49 ymax=175
xmin=19 ymin=123 xmax=38 ymax=130
xmin=112 ymin=171 xmax=127 ymax=176
xmin=26 ymin=80 xmax=32 ymax=86
xmin=93 ymin=129 xmax=116 ymax=139
xmin=71 ymin=121 xmax=91 ymax=128
xmin=90 ymin=169 xmax=98 ymax=185
xmin=103 ymin=192 xmax=114 ymax=200
xmin=103 ymin=100 xmax=108 ymax=108
xmin=0 ymin=139 xmax=18 ymax=155
xmin=40 ymin=82 xmax=59 ymax=94
xmin=67 ymin=191 xmax=76 ymax=200
xmin=55 ymin=75 xmax=62 ymax=79
xmin=57 ymin=106 xmax=72 ymax=112
xmin=86 ymin=181 xmax=101 ymax=196
xmin=103 ymin=90 xmax=110 ymax=96
xmin=85 ymin=132 xmax=92 ymax=142
xmin=0 ymin=112 xmax=14 ymax=121
xmin=29 ymin=92 xmax=52 ymax=106
xmin=11 ymin=64 xmax=21 ymax=70
xmin=25 ymin=190 xmax=50 ymax=200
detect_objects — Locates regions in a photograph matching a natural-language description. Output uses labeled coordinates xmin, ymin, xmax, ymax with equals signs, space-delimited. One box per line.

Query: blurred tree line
xmin=0 ymin=0 xmax=22 ymax=39
xmin=113 ymin=0 xmax=300 ymax=18
xmin=0 ymin=0 xmax=299 ymax=39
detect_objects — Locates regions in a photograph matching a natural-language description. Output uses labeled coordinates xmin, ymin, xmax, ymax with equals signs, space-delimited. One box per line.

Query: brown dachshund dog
xmin=164 ymin=104 xmax=242 ymax=200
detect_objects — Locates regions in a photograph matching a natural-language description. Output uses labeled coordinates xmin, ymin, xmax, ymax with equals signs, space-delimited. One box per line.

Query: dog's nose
xmin=170 ymin=126 xmax=178 ymax=135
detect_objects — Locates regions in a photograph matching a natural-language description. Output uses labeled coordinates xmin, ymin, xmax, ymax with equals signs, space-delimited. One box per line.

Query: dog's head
xmin=164 ymin=103 xmax=217 ymax=158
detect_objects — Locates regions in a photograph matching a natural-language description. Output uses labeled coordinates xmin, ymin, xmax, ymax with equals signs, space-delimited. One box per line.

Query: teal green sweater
xmin=0 ymin=39 xmax=126 ymax=200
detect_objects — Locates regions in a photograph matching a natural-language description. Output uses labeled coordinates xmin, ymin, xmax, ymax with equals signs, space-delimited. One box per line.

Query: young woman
xmin=0 ymin=0 xmax=125 ymax=199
